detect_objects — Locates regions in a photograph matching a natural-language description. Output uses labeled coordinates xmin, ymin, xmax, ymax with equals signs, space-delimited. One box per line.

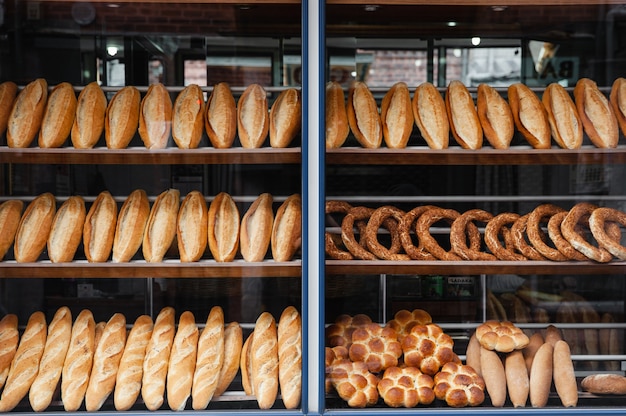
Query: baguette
xmin=241 ymin=332 xmax=253 ymax=396
xmin=553 ymin=340 xmax=577 ymax=407
xmin=114 ymin=315 xmax=153 ymax=411
xmin=347 ymin=81 xmax=382 ymax=148
xmin=207 ymin=192 xmax=240 ymax=262
xmin=237 ymin=83 xmax=269 ymax=148
xmin=14 ymin=192 xmax=56 ymax=263
xmin=523 ymin=331 xmax=545 ymax=374
xmin=143 ymin=188 xmax=180 ymax=262
xmin=325 ymin=81 xmax=350 ymax=149
xmin=142 ymin=306 xmax=175 ymax=411
xmin=0 ymin=314 xmax=19 ymax=390
xmin=610 ymin=77 xmax=626 ymax=136
xmin=0 ymin=311 xmax=47 ymax=412
xmin=139 ymin=83 xmax=173 ymax=149
xmin=240 ymin=193 xmax=274 ymax=262
xmin=0 ymin=200 xmax=23 ymax=261
xmin=39 ymin=82 xmax=77 ymax=148
xmin=529 ymin=342 xmax=553 ymax=408
xmin=250 ymin=312 xmax=279 ymax=409
xmin=177 ymin=190 xmax=208 ymax=262
xmin=105 ymin=85 xmax=140 ymax=149
xmin=508 ymin=83 xmax=551 ymax=149
xmin=380 ymin=81 xmax=413 ymax=149
xmin=505 ymin=350 xmax=529 ymax=408
xmin=47 ymin=196 xmax=86 ymax=263
xmin=7 ymin=78 xmax=47 ymax=148
xmin=172 ymin=84 xmax=205 ymax=149
xmin=94 ymin=321 xmax=106 ymax=348
xmin=112 ymin=189 xmax=150 ymax=262
xmin=205 ymin=82 xmax=237 ymax=148
xmin=480 ymin=347 xmax=506 ymax=407
xmin=575 ymin=77 xmax=619 ymax=148
xmin=476 ymin=83 xmax=514 ymax=149
xmin=0 ymin=81 xmax=18 ymax=137
xmin=542 ymin=82 xmax=583 ymax=149
xmin=581 ymin=374 xmax=626 ymax=395
xmin=213 ymin=321 xmax=243 ymax=397
xmin=71 ymin=81 xmax=107 ymax=149
xmin=464 ymin=333 xmax=482 ymax=377
xmin=167 ymin=311 xmax=199 ymax=411
xmin=84 ymin=190 xmax=118 ymax=262
xmin=277 ymin=306 xmax=302 ymax=409
xmin=269 ymin=88 xmax=302 ymax=148
xmin=445 ymin=80 xmax=483 ymax=149
xmin=191 ymin=306 xmax=224 ymax=410
xmin=412 ymin=82 xmax=449 ymax=149
xmin=61 ymin=309 xmax=96 ymax=411
xmin=271 ymin=193 xmax=302 ymax=262
xmin=29 ymin=306 xmax=72 ymax=411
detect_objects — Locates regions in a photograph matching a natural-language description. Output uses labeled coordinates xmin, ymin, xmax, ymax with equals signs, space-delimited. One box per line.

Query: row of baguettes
xmin=326 ymin=77 xmax=626 ymax=150
xmin=0 ymin=190 xmax=301 ymax=263
xmin=0 ymin=305 xmax=301 ymax=412
xmin=0 ymin=80 xmax=301 ymax=150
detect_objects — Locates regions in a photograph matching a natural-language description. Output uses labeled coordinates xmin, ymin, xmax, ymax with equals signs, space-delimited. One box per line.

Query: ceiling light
xmin=447 ymin=21 xmax=457 ymax=27
xmin=107 ymin=46 xmax=118 ymax=56
xmin=471 ymin=37 xmax=481 ymax=46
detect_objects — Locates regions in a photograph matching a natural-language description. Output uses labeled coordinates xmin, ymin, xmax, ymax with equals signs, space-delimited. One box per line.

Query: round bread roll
xmin=328 ymin=359 xmax=379 ymax=408
xmin=325 ymin=81 xmax=350 ymax=149
xmin=475 ymin=320 xmax=529 ymax=353
xmin=386 ymin=308 xmax=432 ymax=343
xmin=172 ymin=84 xmax=205 ymax=149
xmin=347 ymin=81 xmax=382 ymax=149
xmin=7 ymin=78 xmax=48 ymax=148
xmin=581 ymin=373 xmax=626 ymax=395
xmin=47 ymin=196 xmax=86 ymax=263
xmin=349 ymin=323 xmax=402 ymax=373
xmin=205 ymin=82 xmax=237 ymax=149
xmin=0 ymin=200 xmax=23 ymax=261
xmin=401 ymin=323 xmax=459 ymax=376
xmin=0 ymin=314 xmax=19 ymax=390
xmin=14 ymin=192 xmax=56 ymax=263
xmin=377 ymin=366 xmax=435 ymax=408
xmin=269 ymin=87 xmax=302 ymax=148
xmin=39 ymin=82 xmax=77 ymax=148
xmin=433 ymin=361 xmax=485 ymax=407
xmin=105 ymin=85 xmax=141 ymax=149
xmin=237 ymin=83 xmax=269 ymax=149
xmin=71 ymin=81 xmax=107 ymax=149
xmin=139 ymin=83 xmax=173 ymax=149
xmin=0 ymin=81 xmax=18 ymax=137
xmin=380 ymin=81 xmax=413 ymax=149
xmin=326 ymin=313 xmax=373 ymax=350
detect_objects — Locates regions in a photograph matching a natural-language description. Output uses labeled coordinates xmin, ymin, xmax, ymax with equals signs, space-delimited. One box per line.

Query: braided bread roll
xmin=167 ymin=311 xmax=198 ymax=411
xmin=192 ymin=306 xmax=224 ymax=410
xmin=61 ymin=309 xmax=95 ymax=411
xmin=142 ymin=306 xmax=175 ymax=410
xmin=213 ymin=321 xmax=243 ymax=397
xmin=278 ymin=306 xmax=302 ymax=409
xmin=250 ymin=312 xmax=279 ymax=409
xmin=0 ymin=314 xmax=19 ymax=390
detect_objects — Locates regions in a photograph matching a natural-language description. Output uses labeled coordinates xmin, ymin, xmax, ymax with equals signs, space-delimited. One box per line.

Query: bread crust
xmin=476 ymin=83 xmax=514 ymax=149
xmin=240 ymin=193 xmax=274 ymax=262
xmin=241 ymin=331 xmax=253 ymax=396
xmin=480 ymin=347 xmax=506 ymax=407
xmin=542 ymin=83 xmax=583 ymax=149
xmin=39 ymin=82 xmax=77 ymax=148
xmin=191 ymin=306 xmax=224 ymax=409
xmin=177 ymin=190 xmax=208 ymax=262
xmin=0 ymin=200 xmax=23 ymax=261
xmin=7 ymin=78 xmax=48 ymax=148
xmin=143 ymin=188 xmax=180 ymax=262
xmin=529 ymin=342 xmax=553 ymax=408
xmin=610 ymin=77 xmax=626 ymax=136
xmin=14 ymin=193 xmax=56 ymax=263
xmin=380 ymin=82 xmax=413 ymax=149
xmin=105 ymin=85 xmax=140 ymax=149
xmin=139 ymin=83 xmax=173 ymax=149
xmin=113 ymin=189 xmax=150 ymax=262
xmin=270 ymin=88 xmax=302 ymax=148
xmin=47 ymin=196 xmax=86 ymax=263
xmin=71 ymin=81 xmax=107 ymax=149
xmin=347 ymin=81 xmax=382 ymax=148
xmin=574 ymin=77 xmax=619 ymax=148
xmin=207 ymin=192 xmax=240 ymax=262
xmin=277 ymin=306 xmax=302 ymax=409
xmin=205 ymin=82 xmax=237 ymax=149
xmin=172 ymin=84 xmax=205 ymax=149
xmin=553 ymin=340 xmax=577 ymax=407
xmin=238 ymin=83 xmax=269 ymax=148
xmin=508 ymin=83 xmax=551 ymax=149
xmin=61 ymin=309 xmax=95 ymax=411
xmin=271 ymin=194 xmax=302 ymax=262
xmin=250 ymin=312 xmax=279 ymax=409
xmin=84 ymin=190 xmax=118 ymax=262
xmin=213 ymin=321 xmax=243 ymax=397
xmin=445 ymin=80 xmax=483 ymax=149
xmin=167 ymin=311 xmax=199 ymax=411
xmin=505 ymin=349 xmax=529 ymax=408
xmin=464 ymin=333 xmax=482 ymax=378
xmin=582 ymin=374 xmax=626 ymax=395
xmin=412 ymin=82 xmax=449 ymax=149
xmin=0 ymin=81 xmax=18 ymax=136
xmin=0 ymin=314 xmax=19 ymax=390
xmin=142 ymin=307 xmax=175 ymax=411
xmin=325 ymin=81 xmax=350 ymax=149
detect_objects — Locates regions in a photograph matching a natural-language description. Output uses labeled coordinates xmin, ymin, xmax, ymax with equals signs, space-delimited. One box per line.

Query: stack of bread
xmin=0 ymin=305 xmax=301 ymax=411
xmin=0 ymin=79 xmax=301 ymax=150
xmin=0 ymin=190 xmax=301 ymax=263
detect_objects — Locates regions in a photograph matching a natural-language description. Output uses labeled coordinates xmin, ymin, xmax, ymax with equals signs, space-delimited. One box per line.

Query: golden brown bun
xmin=277 ymin=306 xmax=302 ymax=409
xmin=114 ymin=315 xmax=153 ymax=411
xmin=610 ymin=77 xmax=626 ymax=136
xmin=0 ymin=314 xmax=19 ymax=390
xmin=207 ymin=192 xmax=240 ymax=262
xmin=142 ymin=307 xmax=175 ymax=411
xmin=240 ymin=193 xmax=274 ymax=262
xmin=39 ymin=82 xmax=77 ymax=148
xmin=167 ymin=311 xmax=199 ymax=411
xmin=14 ymin=193 xmax=56 ymax=263
xmin=47 ymin=196 xmax=86 ymax=263
xmin=412 ymin=82 xmax=449 ymax=149
xmin=191 ymin=306 xmax=224 ymax=410
xmin=7 ymin=78 xmax=47 ymax=148
xmin=143 ymin=188 xmax=180 ymax=262
xmin=213 ymin=321 xmax=243 ymax=397
xmin=238 ymin=83 xmax=269 ymax=148
xmin=575 ymin=77 xmax=619 ymax=148
xmin=508 ymin=83 xmax=551 ymax=149
xmin=347 ymin=81 xmax=382 ymax=148
xmin=139 ymin=83 xmax=173 ymax=149
xmin=480 ymin=347 xmax=506 ymax=407
xmin=250 ymin=312 xmax=279 ymax=409
xmin=0 ymin=200 xmax=23 ymax=261
xmin=172 ymin=84 xmax=205 ymax=149
xmin=269 ymin=88 xmax=302 ymax=148
xmin=85 ymin=313 xmax=127 ymax=411
xmin=0 ymin=311 xmax=47 ymax=412
xmin=553 ymin=340 xmax=577 ymax=407
xmin=529 ymin=342 xmax=553 ymax=408
xmin=476 ymin=83 xmax=514 ymax=149
xmin=71 ymin=82 xmax=107 ymax=149
xmin=445 ymin=80 xmax=483 ymax=149
xmin=84 ymin=190 xmax=118 ymax=263
xmin=62 ymin=309 xmax=95 ymax=412
xmin=205 ymin=82 xmax=237 ymax=149
xmin=271 ymin=194 xmax=301 ymax=262
xmin=177 ymin=190 xmax=208 ymax=262
xmin=325 ymin=81 xmax=350 ymax=149
xmin=105 ymin=85 xmax=140 ymax=149
xmin=505 ymin=349 xmax=529 ymax=408
xmin=542 ymin=83 xmax=583 ymax=149
xmin=112 ymin=189 xmax=150 ymax=263
xmin=0 ymin=81 xmax=18 ymax=137
xmin=380 ymin=82 xmax=413 ymax=149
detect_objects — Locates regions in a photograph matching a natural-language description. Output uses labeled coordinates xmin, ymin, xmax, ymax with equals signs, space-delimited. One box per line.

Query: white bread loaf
xmin=205 ymin=82 xmax=237 ymax=149
xmin=271 ymin=194 xmax=301 ymax=262
xmin=14 ymin=193 xmax=56 ymax=263
xmin=505 ymin=349 xmax=529 ymax=408
xmin=112 ymin=189 xmax=150 ymax=263
xmin=105 ymin=85 xmax=140 ymax=149
xmin=445 ymin=80 xmax=483 ymax=149
xmin=380 ymin=82 xmax=413 ymax=149
xmin=241 ymin=331 xmax=253 ymax=396
xmin=172 ymin=84 xmax=205 ymax=149
xmin=83 ymin=190 xmax=118 ymax=263
xmin=167 ymin=311 xmax=198 ymax=411
xmin=177 ymin=190 xmax=208 ymax=262
xmin=0 ymin=81 xmax=18 ymax=137
xmin=139 ymin=83 xmax=173 ymax=149
xmin=71 ymin=81 xmax=107 ymax=149
xmin=476 ymin=83 xmax=514 ymax=149
xmin=412 ymin=82 xmax=449 ymax=149
xmin=240 ymin=193 xmax=274 ymax=262
xmin=191 ymin=306 xmax=224 ymax=410
xmin=553 ymin=340 xmax=577 ymax=407
xmin=479 ymin=346 xmax=506 ymax=407
xmin=277 ymin=306 xmax=302 ymax=409
xmin=529 ymin=342 xmax=553 ymax=408
xmin=574 ymin=77 xmax=619 ymax=148
xmin=61 ymin=309 xmax=96 ymax=411
xmin=269 ymin=88 xmax=302 ymax=148
xmin=39 ymin=82 xmax=77 ymax=148
xmin=508 ymin=82 xmax=551 ymax=149
xmin=207 ymin=192 xmax=240 ymax=262
xmin=325 ymin=81 xmax=349 ymax=149
xmin=523 ymin=331 xmax=544 ymax=374
xmin=213 ymin=321 xmax=243 ymax=397
xmin=542 ymin=82 xmax=583 ymax=149
xmin=0 ymin=314 xmax=19 ymax=389
xmin=0 ymin=200 xmax=23 ymax=261
xmin=143 ymin=189 xmax=180 ymax=262
xmin=47 ymin=196 xmax=86 ymax=263
xmin=464 ymin=333 xmax=481 ymax=378
xmin=7 ymin=78 xmax=47 ymax=148
xmin=250 ymin=312 xmax=279 ymax=409
xmin=237 ymin=83 xmax=269 ymax=149
xmin=142 ymin=306 xmax=175 ymax=410
xmin=347 ymin=81 xmax=382 ymax=149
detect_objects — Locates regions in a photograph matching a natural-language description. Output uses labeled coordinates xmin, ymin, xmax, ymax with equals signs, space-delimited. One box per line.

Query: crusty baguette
xmin=529 ymin=342 xmax=553 ymax=408
xmin=241 ymin=331 xmax=253 ymax=396
xmin=505 ymin=349 xmax=529 ymax=408
xmin=508 ymin=83 xmax=551 ymax=149
xmin=277 ymin=306 xmax=302 ymax=409
xmin=105 ymin=85 xmax=140 ymax=149
xmin=71 ymin=81 xmax=107 ymax=149
xmin=240 ymin=193 xmax=274 ymax=262
xmin=380 ymin=81 xmax=413 ymax=149
xmin=542 ymin=82 xmax=583 ymax=149
xmin=207 ymin=192 xmax=240 ymax=262
xmin=480 ymin=346 xmax=506 ymax=407
xmin=47 ymin=196 xmax=86 ymax=263
xmin=138 ymin=83 xmax=173 ymax=149
xmin=476 ymin=83 xmax=514 ymax=149
xmin=237 ymin=83 xmax=269 ymax=148
xmin=112 ymin=189 xmax=150 ymax=262
xmin=553 ymin=340 xmax=577 ymax=407
xmin=271 ymin=194 xmax=302 ymax=262
xmin=172 ymin=84 xmax=205 ymax=149
xmin=581 ymin=374 xmax=626 ymax=395
xmin=464 ymin=333 xmax=482 ymax=378
xmin=39 ymin=82 xmax=77 ymax=148
xmin=6 ymin=78 xmax=47 ymax=148
xmin=143 ymin=188 xmax=180 ymax=262
xmin=575 ymin=77 xmax=619 ymax=148
xmin=445 ymin=80 xmax=483 ymax=149
xmin=62 ymin=309 xmax=96 ymax=412
xmin=114 ymin=314 xmax=153 ymax=411
xmin=250 ymin=312 xmax=279 ymax=409
xmin=84 ymin=190 xmax=118 ymax=263
xmin=167 ymin=311 xmax=199 ymax=411
xmin=14 ymin=193 xmax=56 ymax=263
xmin=325 ymin=81 xmax=350 ymax=149
xmin=0 ymin=311 xmax=47 ymax=412
xmin=142 ymin=306 xmax=175 ymax=411
xmin=191 ymin=306 xmax=224 ymax=410
xmin=177 ymin=190 xmax=208 ymax=262
xmin=269 ymin=88 xmax=302 ymax=148
xmin=205 ymin=82 xmax=237 ymax=149
xmin=347 ymin=81 xmax=382 ymax=149
xmin=524 ymin=331 xmax=545 ymax=374
xmin=94 ymin=321 xmax=106 ymax=348
xmin=412 ymin=82 xmax=449 ymax=149
xmin=0 ymin=314 xmax=19 ymax=390
xmin=0 ymin=200 xmax=23 ymax=261
xmin=213 ymin=321 xmax=243 ymax=397
xmin=0 ymin=81 xmax=18 ymax=137
xmin=610 ymin=77 xmax=626 ymax=137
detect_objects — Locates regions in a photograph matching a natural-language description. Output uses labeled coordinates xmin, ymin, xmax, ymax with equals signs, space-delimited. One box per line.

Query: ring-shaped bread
xmin=325 ymin=200 xmax=354 ymax=260
xmin=365 ymin=206 xmax=411 ymax=260
xmin=510 ymin=213 xmax=547 ymax=260
xmin=526 ymin=203 xmax=569 ymax=261
xmin=589 ymin=207 xmax=626 ymax=260
xmin=484 ymin=212 xmax=527 ymax=261
xmin=415 ymin=208 xmax=463 ymax=261
xmin=547 ymin=211 xmax=589 ymax=261
xmin=398 ymin=205 xmax=438 ymax=260
xmin=341 ymin=207 xmax=378 ymax=260
xmin=450 ymin=209 xmax=496 ymax=261
xmin=561 ymin=202 xmax=613 ymax=263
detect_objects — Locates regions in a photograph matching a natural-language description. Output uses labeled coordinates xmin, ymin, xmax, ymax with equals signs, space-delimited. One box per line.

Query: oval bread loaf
xmin=269 ymin=87 xmax=302 ymax=148
xmin=0 ymin=81 xmax=18 ymax=136
xmin=476 ymin=83 xmax=514 ymax=149
xmin=250 ymin=312 xmax=279 ymax=409
xmin=529 ymin=342 xmax=553 ymax=408
xmin=213 ymin=321 xmax=243 ymax=397
xmin=271 ymin=193 xmax=302 ymax=262
xmin=172 ymin=84 xmax=205 ymax=149
xmin=325 ymin=81 xmax=350 ymax=149
xmin=167 ymin=311 xmax=198 ymax=411
xmin=139 ymin=83 xmax=173 ymax=149
xmin=192 ymin=306 xmax=224 ymax=410
xmin=505 ymin=349 xmax=529 ymax=408
xmin=542 ymin=82 xmax=583 ymax=149
xmin=574 ymin=77 xmax=619 ymax=148
xmin=553 ymin=340 xmax=578 ymax=407
xmin=0 ymin=314 xmax=18 ymax=391
xmin=7 ymin=78 xmax=48 ymax=148
xmin=238 ymin=83 xmax=269 ymax=148
xmin=412 ymin=82 xmax=449 ymax=149
xmin=177 ymin=190 xmax=208 ymax=262
xmin=71 ymin=81 xmax=107 ymax=149
xmin=508 ymin=83 xmax=551 ymax=149
xmin=240 ymin=193 xmax=274 ymax=262
xmin=142 ymin=306 xmax=175 ymax=411
xmin=205 ymin=82 xmax=237 ymax=148
xmin=445 ymin=80 xmax=483 ymax=149
xmin=14 ymin=192 xmax=56 ymax=263
xmin=480 ymin=347 xmax=506 ymax=407
xmin=105 ymin=85 xmax=141 ymax=149
xmin=610 ymin=77 xmax=626 ymax=136
xmin=143 ymin=188 xmax=180 ymax=262
xmin=84 ymin=190 xmax=118 ymax=262
xmin=207 ymin=192 xmax=240 ymax=262
xmin=380 ymin=81 xmax=413 ymax=149
xmin=112 ymin=189 xmax=150 ymax=262
xmin=0 ymin=200 xmax=23 ymax=261
xmin=47 ymin=196 xmax=86 ymax=263
xmin=347 ymin=81 xmax=382 ymax=149
xmin=277 ymin=306 xmax=302 ymax=409
xmin=39 ymin=82 xmax=77 ymax=148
